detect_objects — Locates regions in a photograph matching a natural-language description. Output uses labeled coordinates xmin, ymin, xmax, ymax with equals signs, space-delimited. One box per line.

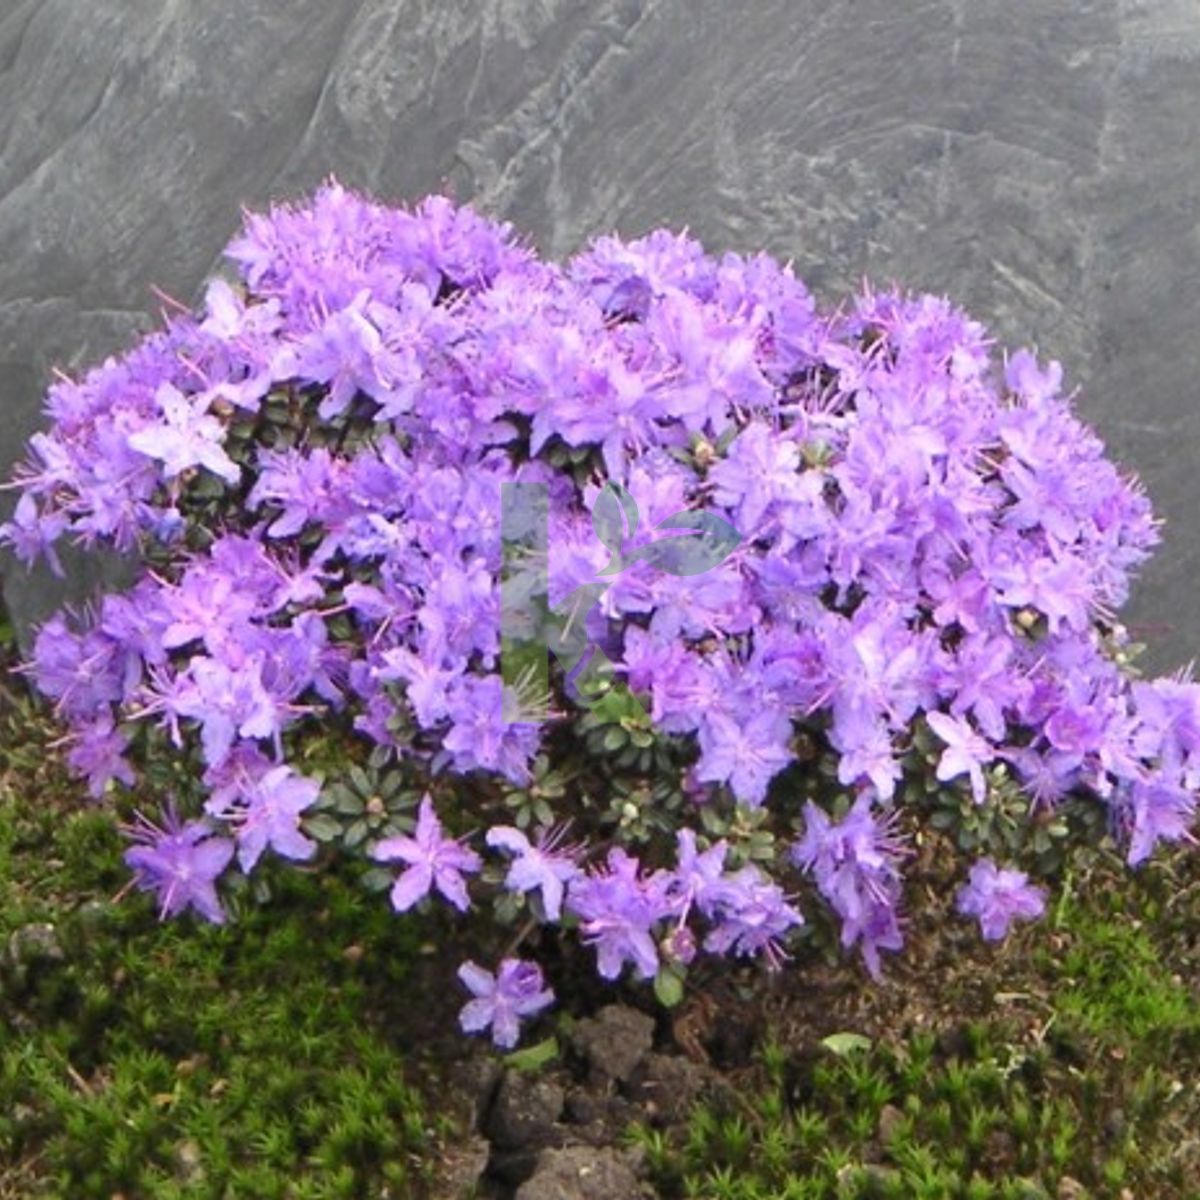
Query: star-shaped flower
xmin=128 ymin=383 xmax=240 ymax=484
xmin=956 ymin=858 xmax=1045 ymax=941
xmin=122 ymin=805 xmax=234 ymax=924
xmin=485 ymin=823 xmax=583 ymax=921
xmin=371 ymin=795 xmax=481 ymax=913
xmin=457 ymin=958 xmax=555 ymax=1049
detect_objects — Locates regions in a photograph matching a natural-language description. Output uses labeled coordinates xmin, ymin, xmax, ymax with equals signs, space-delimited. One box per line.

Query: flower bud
xmin=663 ymin=924 xmax=697 ymax=965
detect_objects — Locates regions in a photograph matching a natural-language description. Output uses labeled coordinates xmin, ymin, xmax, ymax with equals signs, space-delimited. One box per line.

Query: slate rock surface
xmin=570 ymin=1003 xmax=656 ymax=1084
xmin=514 ymin=1144 xmax=649 ymax=1200
xmin=2 ymin=1 xmax=1199 ymax=668
xmin=484 ymin=1070 xmax=566 ymax=1152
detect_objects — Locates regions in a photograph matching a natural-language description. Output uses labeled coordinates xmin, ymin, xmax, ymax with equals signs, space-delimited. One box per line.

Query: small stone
xmin=175 ymin=1138 xmax=204 ymax=1187
xmin=877 ymin=1102 xmax=905 ymax=1144
xmin=629 ymin=1053 xmax=713 ymax=1126
xmin=7 ymin=922 xmax=64 ymax=966
xmin=485 ymin=1071 xmax=565 ymax=1151
xmin=435 ymin=1133 xmax=490 ymax=1198
xmin=562 ymin=1119 xmax=614 ymax=1149
xmin=515 ymin=1145 xmax=649 ymax=1200
xmin=571 ymin=1005 xmax=655 ymax=1084
xmin=1102 ymin=1107 xmax=1127 ymax=1142
xmin=563 ymin=1088 xmax=601 ymax=1125
xmin=4 ymin=923 xmax=66 ymax=993
xmin=1056 ymin=1177 xmax=1087 ymax=1200
xmin=449 ymin=1054 xmax=503 ymax=1131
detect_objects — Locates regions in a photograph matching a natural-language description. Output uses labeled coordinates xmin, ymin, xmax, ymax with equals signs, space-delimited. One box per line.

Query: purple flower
xmin=0 ymin=492 xmax=67 ymax=575
xmin=1123 ymin=782 xmax=1197 ymax=866
xmin=371 ymin=795 xmax=481 ymax=913
xmin=127 ymin=383 xmax=240 ymax=484
xmin=792 ymin=797 xmax=905 ymax=976
xmin=1005 ymin=348 xmax=1063 ymax=405
xmin=566 ymin=848 xmax=673 ymax=981
xmin=276 ymin=290 xmax=393 ymax=420
xmin=374 ymin=645 xmax=463 ymax=728
xmin=702 ymin=865 xmax=803 ymax=969
xmin=694 ymin=709 xmax=795 ymax=806
xmin=710 ymin=421 xmax=805 ymax=531
xmin=247 ymin=448 xmax=350 ymax=540
xmin=171 ymin=655 xmax=283 ymax=767
xmin=122 ymin=806 xmax=235 ymax=924
xmin=956 ymin=858 xmax=1046 ymax=941
xmin=485 ymin=823 xmax=583 ymax=921
xmin=199 ymin=278 xmax=281 ymax=345
xmin=66 ymin=712 xmax=137 ymax=799
xmin=925 ymin=711 xmax=993 ymax=804
xmin=31 ymin=616 xmax=126 ymax=720
xmin=665 ymin=828 xmax=733 ymax=923
xmin=205 ymin=762 xmax=320 ymax=872
xmin=457 ymin=958 xmax=554 ymax=1049
xmin=442 ymin=674 xmax=540 ymax=786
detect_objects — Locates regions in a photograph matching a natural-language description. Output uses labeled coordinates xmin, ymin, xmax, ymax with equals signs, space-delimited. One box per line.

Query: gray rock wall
xmin=2 ymin=0 xmax=1198 ymax=670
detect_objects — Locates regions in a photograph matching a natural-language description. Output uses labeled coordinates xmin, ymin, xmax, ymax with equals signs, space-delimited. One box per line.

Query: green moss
xmin=0 ymin=690 xmax=439 ymax=1199
xmin=631 ymin=857 xmax=1200 ymax=1200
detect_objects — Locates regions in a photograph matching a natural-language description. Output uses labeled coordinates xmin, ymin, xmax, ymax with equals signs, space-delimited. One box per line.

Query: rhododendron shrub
xmin=5 ymin=182 xmax=1197 ymax=1049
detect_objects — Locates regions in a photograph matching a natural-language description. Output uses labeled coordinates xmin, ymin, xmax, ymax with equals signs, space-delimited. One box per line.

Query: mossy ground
xmin=0 ymin=670 xmax=459 ymax=1199
xmin=627 ymin=844 xmax=1200 ymax=1200
xmin=3 ymin=631 xmax=1200 ymax=1198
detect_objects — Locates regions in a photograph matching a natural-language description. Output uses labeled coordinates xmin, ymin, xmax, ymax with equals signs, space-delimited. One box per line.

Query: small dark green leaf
xmin=344 ymin=819 xmax=370 ymax=849
xmin=333 ymin=789 xmax=364 ymax=816
xmin=303 ymin=813 xmax=342 ymax=843
xmin=368 ymin=744 xmax=393 ymax=771
xmin=361 ymin=867 xmax=394 ymax=893
xmin=603 ymin=727 xmax=628 ymax=752
xmin=507 ymin=1036 xmax=558 ymax=1071
xmin=715 ymin=424 xmax=740 ymax=455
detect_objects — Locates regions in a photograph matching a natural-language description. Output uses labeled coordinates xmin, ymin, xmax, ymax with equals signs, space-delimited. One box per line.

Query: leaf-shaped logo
xmin=591 ymin=480 xmax=639 ymax=576
xmin=628 ymin=510 xmax=742 ymax=576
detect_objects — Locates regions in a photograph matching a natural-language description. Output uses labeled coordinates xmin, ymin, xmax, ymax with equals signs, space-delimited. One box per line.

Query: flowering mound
xmin=4 ymin=182 xmax=1196 ymax=1048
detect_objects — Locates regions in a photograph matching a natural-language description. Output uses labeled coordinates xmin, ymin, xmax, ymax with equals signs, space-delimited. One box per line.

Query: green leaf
xmin=303 ymin=813 xmax=342 ymax=843
xmin=820 ymin=1032 xmax=872 ymax=1058
xmin=332 ymin=788 xmax=365 ymax=816
xmin=602 ymin=726 xmax=628 ymax=752
xmin=654 ymin=967 xmax=685 ymax=1009
xmin=368 ymin=744 xmax=394 ymax=771
xmin=507 ymin=1036 xmax=559 ymax=1072
xmin=361 ymin=866 xmax=395 ymax=893
xmin=588 ymin=687 xmax=635 ymax=725
xmin=344 ymin=819 xmax=370 ymax=849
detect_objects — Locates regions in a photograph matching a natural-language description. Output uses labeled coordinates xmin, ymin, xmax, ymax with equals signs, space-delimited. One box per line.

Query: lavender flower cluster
xmin=4 ymin=182 xmax=1196 ymax=1049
